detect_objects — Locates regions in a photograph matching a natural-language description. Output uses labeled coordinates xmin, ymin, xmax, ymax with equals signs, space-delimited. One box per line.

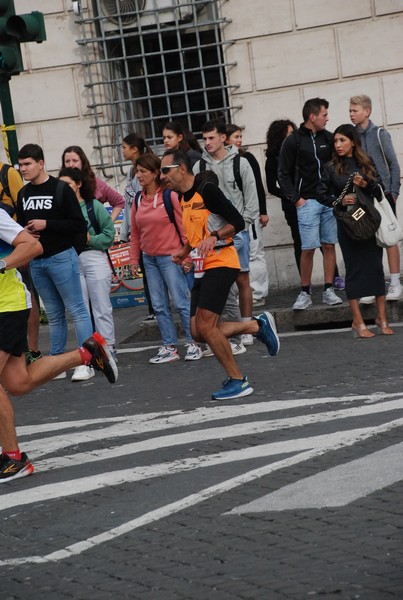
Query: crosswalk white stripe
xmin=28 ymin=398 xmax=403 ymax=470
xmin=230 ymin=441 xmax=403 ymax=512
xmin=18 ymin=392 xmax=402 ymax=437
xmin=2 ymin=418 xmax=403 ymax=513
xmin=2 ymin=416 xmax=403 ymax=567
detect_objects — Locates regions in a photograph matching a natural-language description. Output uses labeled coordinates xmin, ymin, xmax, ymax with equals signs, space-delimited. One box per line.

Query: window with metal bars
xmin=77 ymin=0 xmax=238 ymax=175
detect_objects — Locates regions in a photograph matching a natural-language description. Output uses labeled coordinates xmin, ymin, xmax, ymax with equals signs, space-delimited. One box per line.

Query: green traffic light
xmin=0 ymin=46 xmax=16 ymax=70
xmin=6 ymin=11 xmax=46 ymax=43
xmin=0 ymin=44 xmax=22 ymax=74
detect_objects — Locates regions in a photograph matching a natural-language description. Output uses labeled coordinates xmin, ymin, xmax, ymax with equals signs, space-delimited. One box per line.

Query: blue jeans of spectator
xmin=143 ymin=253 xmax=192 ymax=346
xmin=30 ymin=247 xmax=93 ymax=355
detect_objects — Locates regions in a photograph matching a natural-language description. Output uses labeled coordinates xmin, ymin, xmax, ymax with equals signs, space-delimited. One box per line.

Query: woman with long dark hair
xmin=162 ymin=121 xmax=202 ymax=168
xmin=317 ymin=124 xmax=392 ymax=338
xmin=61 ymin=146 xmax=125 ymax=222
xmin=265 ymin=119 xmax=301 ymax=271
xmin=59 ymin=167 xmax=116 ymax=380
xmin=120 ymin=132 xmax=153 ymax=243
xmin=120 ymin=132 xmax=156 ymax=321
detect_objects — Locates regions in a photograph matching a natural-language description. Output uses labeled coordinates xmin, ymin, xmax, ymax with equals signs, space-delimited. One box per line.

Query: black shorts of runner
xmin=190 ymin=267 xmax=239 ymax=317
xmin=385 ymin=192 xmax=397 ymax=216
xmin=0 ymin=310 xmax=30 ymax=356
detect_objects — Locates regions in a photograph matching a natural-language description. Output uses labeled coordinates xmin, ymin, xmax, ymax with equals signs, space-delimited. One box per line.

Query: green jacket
xmin=79 ymin=199 xmax=115 ymax=252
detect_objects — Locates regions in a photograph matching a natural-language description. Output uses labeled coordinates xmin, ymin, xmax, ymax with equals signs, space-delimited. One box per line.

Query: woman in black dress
xmin=317 ymin=124 xmax=393 ymax=339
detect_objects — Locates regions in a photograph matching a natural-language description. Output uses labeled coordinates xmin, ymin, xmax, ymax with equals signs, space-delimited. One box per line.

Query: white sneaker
xmin=149 ymin=346 xmax=180 ymax=364
xmin=359 ymin=296 xmax=376 ymax=305
xmin=241 ymin=334 xmax=254 ymax=346
xmin=230 ymin=341 xmax=247 ymax=355
xmin=322 ymin=287 xmax=343 ymax=306
xmin=202 ymin=345 xmax=214 ymax=358
xmin=185 ymin=343 xmax=202 ymax=361
xmin=293 ymin=291 xmax=312 ymax=310
xmin=53 ymin=371 xmax=67 ymax=380
xmin=386 ymin=283 xmax=403 ymax=301
xmin=252 ymin=298 xmax=265 ymax=307
xmin=71 ymin=365 xmax=95 ymax=382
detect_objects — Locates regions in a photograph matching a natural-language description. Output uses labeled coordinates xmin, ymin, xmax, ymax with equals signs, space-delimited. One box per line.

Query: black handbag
xmin=332 ymin=173 xmax=381 ymax=241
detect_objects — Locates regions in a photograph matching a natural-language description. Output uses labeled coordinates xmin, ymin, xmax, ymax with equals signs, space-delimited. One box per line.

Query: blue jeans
xmin=233 ymin=230 xmax=250 ymax=271
xmin=143 ymin=254 xmax=192 ymax=346
xmin=30 ymin=247 xmax=93 ymax=355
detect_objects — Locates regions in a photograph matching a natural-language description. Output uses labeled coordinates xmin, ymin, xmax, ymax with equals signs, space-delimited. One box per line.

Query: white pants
xmin=79 ymin=250 xmax=115 ymax=349
xmin=249 ymin=219 xmax=269 ymax=301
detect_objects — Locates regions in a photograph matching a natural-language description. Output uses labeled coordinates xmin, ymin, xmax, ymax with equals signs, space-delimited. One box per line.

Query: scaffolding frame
xmin=76 ymin=0 xmax=240 ymax=176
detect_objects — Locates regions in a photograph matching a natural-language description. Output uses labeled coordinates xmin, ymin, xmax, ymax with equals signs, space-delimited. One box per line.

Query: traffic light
xmin=0 ymin=1 xmax=46 ymax=77
xmin=0 ymin=0 xmax=22 ymax=76
xmin=6 ymin=11 xmax=46 ymax=44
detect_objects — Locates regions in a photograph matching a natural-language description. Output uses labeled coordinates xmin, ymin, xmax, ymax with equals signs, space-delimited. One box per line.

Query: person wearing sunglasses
xmin=161 ymin=150 xmax=280 ymax=401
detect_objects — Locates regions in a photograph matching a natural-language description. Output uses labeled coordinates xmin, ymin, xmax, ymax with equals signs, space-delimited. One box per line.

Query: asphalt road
xmin=1 ymin=326 xmax=403 ymax=600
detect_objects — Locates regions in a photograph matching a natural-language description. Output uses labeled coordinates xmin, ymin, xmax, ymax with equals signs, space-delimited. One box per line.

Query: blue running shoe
xmin=255 ymin=311 xmax=280 ymax=356
xmin=212 ymin=376 xmax=253 ymax=401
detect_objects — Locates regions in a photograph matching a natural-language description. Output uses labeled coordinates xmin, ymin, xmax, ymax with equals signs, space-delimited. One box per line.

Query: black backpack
xmin=199 ymin=153 xmax=243 ymax=193
xmin=54 ymin=180 xmax=88 ymax=255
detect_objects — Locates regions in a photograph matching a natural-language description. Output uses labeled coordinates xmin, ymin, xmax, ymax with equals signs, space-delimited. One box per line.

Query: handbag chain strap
xmin=332 ymin=172 xmax=357 ymax=206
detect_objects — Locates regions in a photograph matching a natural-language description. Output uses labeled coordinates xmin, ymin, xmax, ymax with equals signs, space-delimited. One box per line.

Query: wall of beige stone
xmin=2 ymin=0 xmax=103 ymax=176
xmin=1 ymin=1 xmax=403 ymax=287
xmin=220 ymin=0 xmax=403 ymax=286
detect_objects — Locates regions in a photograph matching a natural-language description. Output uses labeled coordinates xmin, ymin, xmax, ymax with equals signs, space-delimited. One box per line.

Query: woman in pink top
xmin=129 ymin=154 xmax=201 ymax=363
xmin=61 ymin=146 xmax=125 ymax=222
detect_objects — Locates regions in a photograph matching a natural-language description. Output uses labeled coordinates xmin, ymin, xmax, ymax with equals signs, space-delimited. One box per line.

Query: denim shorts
xmin=296 ymin=199 xmax=338 ymax=250
xmin=233 ymin=230 xmax=250 ymax=271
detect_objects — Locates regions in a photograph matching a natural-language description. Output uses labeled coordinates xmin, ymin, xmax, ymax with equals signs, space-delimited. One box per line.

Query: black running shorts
xmin=190 ymin=267 xmax=239 ymax=317
xmin=0 ymin=310 xmax=30 ymax=356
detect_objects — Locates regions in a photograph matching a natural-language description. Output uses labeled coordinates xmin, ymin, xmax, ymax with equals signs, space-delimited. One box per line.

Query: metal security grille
xmin=76 ymin=0 xmax=238 ymax=175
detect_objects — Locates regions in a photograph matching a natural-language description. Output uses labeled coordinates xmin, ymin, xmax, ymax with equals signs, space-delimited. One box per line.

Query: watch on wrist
xmin=0 ymin=259 xmax=6 ymax=274
xmin=210 ymin=231 xmax=220 ymax=242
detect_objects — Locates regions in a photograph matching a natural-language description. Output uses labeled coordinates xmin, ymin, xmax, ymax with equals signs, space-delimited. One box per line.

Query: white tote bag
xmin=374 ymin=186 xmax=403 ymax=248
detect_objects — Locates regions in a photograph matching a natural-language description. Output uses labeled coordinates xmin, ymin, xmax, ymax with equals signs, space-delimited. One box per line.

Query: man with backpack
xmin=16 ymin=144 xmax=94 ymax=380
xmin=193 ymin=120 xmax=259 ymax=352
xmin=350 ymin=94 xmax=402 ymax=302
xmin=278 ymin=97 xmax=342 ymax=310
xmin=161 ymin=149 xmax=279 ymax=401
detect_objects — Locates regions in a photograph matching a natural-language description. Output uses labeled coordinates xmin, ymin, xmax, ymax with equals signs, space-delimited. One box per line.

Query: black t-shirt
xmin=17 ymin=176 xmax=86 ymax=258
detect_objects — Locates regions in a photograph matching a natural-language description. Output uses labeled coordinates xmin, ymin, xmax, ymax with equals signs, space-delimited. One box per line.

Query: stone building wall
xmin=220 ymin=0 xmax=403 ymax=285
xmin=2 ymin=0 xmax=403 ymax=286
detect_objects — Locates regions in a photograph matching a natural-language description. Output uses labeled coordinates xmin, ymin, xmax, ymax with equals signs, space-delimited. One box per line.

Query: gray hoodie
xmin=193 ymin=145 xmax=259 ymax=228
xmin=356 ymin=120 xmax=401 ymax=198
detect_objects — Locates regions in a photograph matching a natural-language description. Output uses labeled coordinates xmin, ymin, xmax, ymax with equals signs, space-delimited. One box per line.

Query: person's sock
xmin=78 ymin=346 xmax=92 ymax=366
xmin=301 ymin=285 xmax=311 ymax=294
xmin=324 ymin=282 xmax=333 ymax=290
xmin=390 ymin=273 xmax=400 ymax=286
xmin=3 ymin=450 xmax=22 ymax=461
xmin=241 ymin=317 xmax=252 ymax=322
